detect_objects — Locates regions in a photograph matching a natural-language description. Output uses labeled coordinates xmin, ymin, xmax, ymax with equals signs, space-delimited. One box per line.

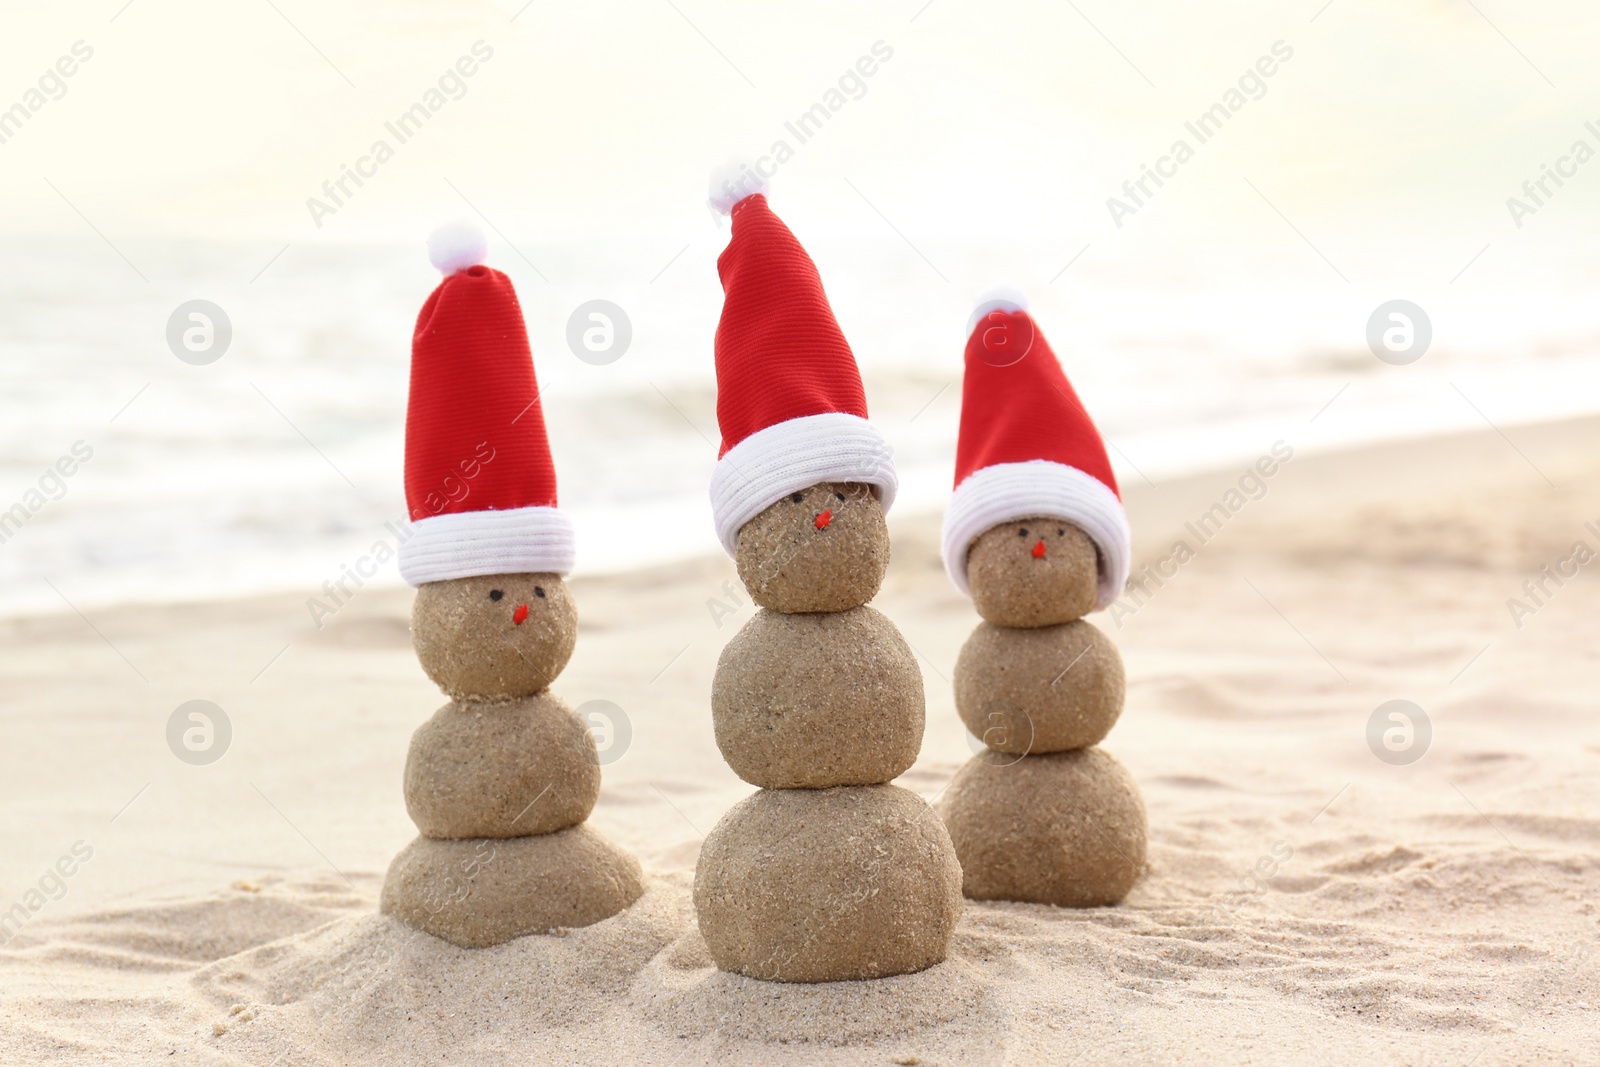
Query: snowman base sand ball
xmin=379 ymin=224 xmax=641 ymax=948
xmin=937 ymin=293 xmax=1147 ymax=908
xmin=691 ymin=172 xmax=962 ymax=982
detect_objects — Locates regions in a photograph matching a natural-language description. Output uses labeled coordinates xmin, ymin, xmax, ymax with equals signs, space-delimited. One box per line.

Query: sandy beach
xmin=2 ymin=416 xmax=1597 ymax=1065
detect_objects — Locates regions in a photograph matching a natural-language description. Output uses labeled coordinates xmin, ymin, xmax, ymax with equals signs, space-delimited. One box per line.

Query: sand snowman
xmin=937 ymin=294 xmax=1147 ymax=907
xmin=379 ymin=226 xmax=643 ymax=947
xmin=691 ymin=175 xmax=963 ymax=982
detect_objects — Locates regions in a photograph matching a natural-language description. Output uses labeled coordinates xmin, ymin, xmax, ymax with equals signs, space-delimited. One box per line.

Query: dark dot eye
xmin=1018 ymin=528 xmax=1029 ymax=537
xmin=790 ymin=492 xmax=804 ymax=504
xmin=534 ymin=586 xmax=546 ymax=598
xmin=1058 ymin=528 xmax=1066 ymax=537
xmin=488 ymin=589 xmax=503 ymax=601
xmin=835 ymin=492 xmax=845 ymax=502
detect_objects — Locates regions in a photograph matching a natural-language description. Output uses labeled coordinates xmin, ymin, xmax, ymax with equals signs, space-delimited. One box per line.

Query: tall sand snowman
xmin=379 ymin=224 xmax=643 ymax=947
xmin=692 ymin=172 xmax=963 ymax=982
xmin=937 ymin=294 xmax=1147 ymax=907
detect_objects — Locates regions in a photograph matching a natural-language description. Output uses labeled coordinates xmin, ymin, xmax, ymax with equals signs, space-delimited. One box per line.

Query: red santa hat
xmin=397 ymin=222 xmax=575 ymax=585
xmin=706 ymin=167 xmax=897 ymax=555
xmin=941 ymin=292 xmax=1130 ymax=610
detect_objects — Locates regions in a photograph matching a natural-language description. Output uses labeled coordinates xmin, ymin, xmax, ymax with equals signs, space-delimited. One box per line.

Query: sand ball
xmin=966 ymin=520 xmax=1098 ymax=628
xmin=404 ymin=692 xmax=599 ymax=839
xmin=734 ymin=482 xmax=889 ymax=613
xmin=412 ymin=573 xmax=577 ymax=701
xmin=940 ymin=746 xmax=1145 ymax=907
xmin=694 ymin=784 xmax=962 ymax=983
xmin=713 ymin=606 xmax=924 ymax=789
xmin=380 ymin=825 xmax=644 ymax=948
xmin=954 ymin=620 xmax=1124 ymax=754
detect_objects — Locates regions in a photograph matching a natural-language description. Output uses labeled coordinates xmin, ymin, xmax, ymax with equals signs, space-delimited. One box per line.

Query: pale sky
xmin=2 ymin=0 xmax=1597 ymax=262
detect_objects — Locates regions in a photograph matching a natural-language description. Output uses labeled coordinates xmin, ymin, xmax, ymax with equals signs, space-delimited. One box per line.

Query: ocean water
xmin=2 ymin=233 xmax=1598 ymax=618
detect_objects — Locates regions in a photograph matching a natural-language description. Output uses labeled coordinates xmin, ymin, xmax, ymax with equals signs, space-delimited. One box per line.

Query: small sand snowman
xmin=379 ymin=224 xmax=643 ymax=947
xmin=937 ymin=293 xmax=1147 ymax=907
xmin=691 ymin=172 xmax=962 ymax=982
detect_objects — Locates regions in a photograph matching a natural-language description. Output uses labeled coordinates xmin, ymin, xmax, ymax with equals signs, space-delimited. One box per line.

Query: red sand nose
xmin=512 ymin=603 xmax=529 ymax=625
xmin=1032 ymin=539 xmax=1047 ymax=559
xmin=815 ymin=509 xmax=832 ymax=529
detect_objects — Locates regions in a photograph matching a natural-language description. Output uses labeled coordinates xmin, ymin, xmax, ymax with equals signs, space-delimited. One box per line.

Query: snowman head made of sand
xmin=398 ymin=223 xmax=578 ymax=698
xmin=706 ymin=170 xmax=898 ymax=614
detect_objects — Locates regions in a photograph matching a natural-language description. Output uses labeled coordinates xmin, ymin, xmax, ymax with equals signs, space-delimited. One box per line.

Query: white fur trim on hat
xmin=965 ymin=286 xmax=1029 ymax=337
xmin=710 ymin=411 xmax=898 ymax=556
xmin=399 ymin=505 xmax=575 ymax=585
xmin=941 ymin=460 xmax=1130 ymax=611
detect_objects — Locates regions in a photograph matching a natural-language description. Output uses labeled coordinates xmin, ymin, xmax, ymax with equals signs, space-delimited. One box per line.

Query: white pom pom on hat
xmin=966 ymin=284 xmax=1030 ymax=338
xmin=707 ymin=159 xmax=771 ymax=216
xmin=427 ymin=220 xmax=488 ymax=274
